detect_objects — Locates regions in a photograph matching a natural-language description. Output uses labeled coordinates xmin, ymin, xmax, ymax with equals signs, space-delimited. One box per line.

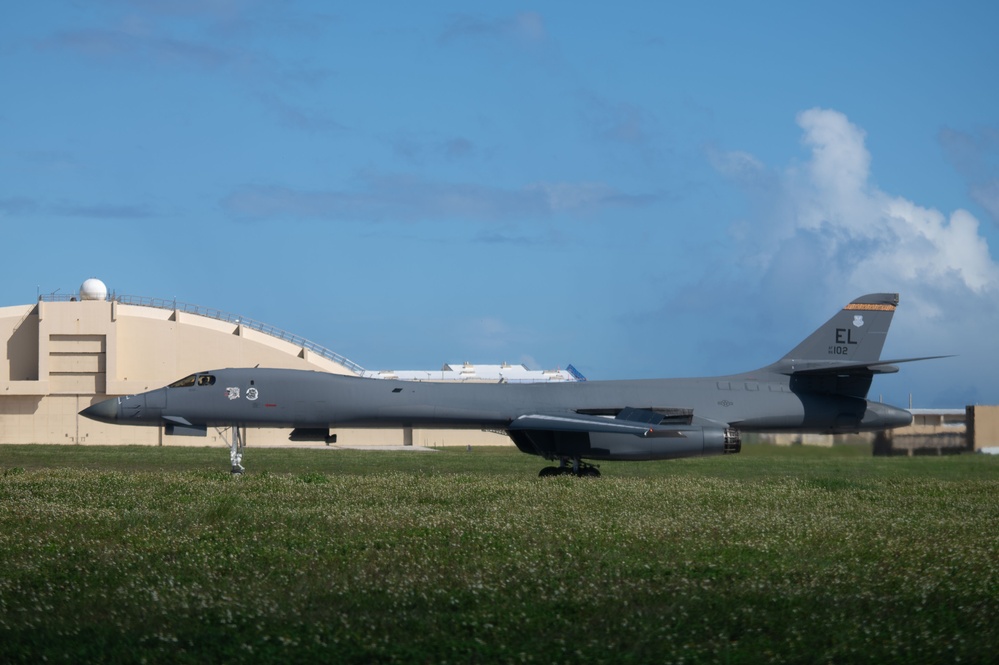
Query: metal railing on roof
xmin=38 ymin=293 xmax=366 ymax=376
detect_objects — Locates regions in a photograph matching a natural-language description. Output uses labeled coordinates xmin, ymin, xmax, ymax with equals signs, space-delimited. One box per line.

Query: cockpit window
xmin=168 ymin=374 xmax=216 ymax=388
xmin=169 ymin=374 xmax=197 ymax=388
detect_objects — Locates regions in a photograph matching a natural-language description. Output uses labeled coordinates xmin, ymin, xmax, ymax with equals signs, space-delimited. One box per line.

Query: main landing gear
xmin=538 ymin=457 xmax=600 ymax=478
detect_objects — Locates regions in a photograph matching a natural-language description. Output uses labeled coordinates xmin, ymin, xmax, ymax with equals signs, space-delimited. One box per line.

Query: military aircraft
xmin=81 ymin=293 xmax=941 ymax=475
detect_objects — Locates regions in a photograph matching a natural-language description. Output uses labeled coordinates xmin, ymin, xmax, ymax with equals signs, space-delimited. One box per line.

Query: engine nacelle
xmin=508 ymin=424 xmax=741 ymax=461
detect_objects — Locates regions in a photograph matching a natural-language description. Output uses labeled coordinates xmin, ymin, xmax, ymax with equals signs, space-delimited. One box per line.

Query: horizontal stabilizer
xmin=777 ymin=355 xmax=952 ymax=376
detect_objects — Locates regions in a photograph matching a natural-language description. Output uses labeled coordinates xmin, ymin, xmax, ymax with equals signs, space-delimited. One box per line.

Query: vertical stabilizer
xmin=760 ymin=293 xmax=900 ymax=399
xmin=780 ymin=293 xmax=898 ymax=364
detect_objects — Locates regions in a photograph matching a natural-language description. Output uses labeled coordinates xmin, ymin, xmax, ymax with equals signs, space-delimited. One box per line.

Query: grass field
xmin=1 ymin=443 xmax=997 ymax=664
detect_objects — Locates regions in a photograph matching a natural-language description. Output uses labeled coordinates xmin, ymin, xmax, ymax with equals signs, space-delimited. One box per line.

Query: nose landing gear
xmin=218 ymin=425 xmax=245 ymax=475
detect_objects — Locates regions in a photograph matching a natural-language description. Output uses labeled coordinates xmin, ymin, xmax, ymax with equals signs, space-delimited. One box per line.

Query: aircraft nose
xmin=80 ymin=398 xmax=119 ymax=424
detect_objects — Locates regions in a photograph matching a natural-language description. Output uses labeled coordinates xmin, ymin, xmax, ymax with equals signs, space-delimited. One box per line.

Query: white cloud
xmin=876 ymin=200 xmax=996 ymax=293
xmin=797 ymin=108 xmax=871 ymax=205
xmin=971 ymin=180 xmax=999 ymax=222
xmin=939 ymin=126 xmax=999 ymax=226
xmin=708 ymin=149 xmax=765 ymax=182
xmin=45 ymin=28 xmax=231 ymax=68
xmin=527 ymin=182 xmax=618 ymax=212
xmin=705 ymin=109 xmax=999 ymax=404
xmin=440 ymin=12 xmax=548 ymax=46
xmin=254 ymin=92 xmax=342 ymax=133
xmin=40 ymin=8 xmax=332 ymax=89
xmin=720 ymin=108 xmax=999 ymax=307
xmin=223 ymin=174 xmax=654 ymax=223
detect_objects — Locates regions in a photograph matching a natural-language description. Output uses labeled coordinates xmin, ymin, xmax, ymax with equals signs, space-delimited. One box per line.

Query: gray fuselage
xmin=99 ymin=366 xmax=910 ymax=435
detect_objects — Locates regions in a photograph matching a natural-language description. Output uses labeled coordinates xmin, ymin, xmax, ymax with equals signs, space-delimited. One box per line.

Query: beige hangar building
xmin=0 ymin=279 xmax=534 ymax=448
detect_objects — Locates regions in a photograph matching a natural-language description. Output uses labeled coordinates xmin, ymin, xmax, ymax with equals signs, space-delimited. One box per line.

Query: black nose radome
xmin=80 ymin=398 xmax=119 ymax=423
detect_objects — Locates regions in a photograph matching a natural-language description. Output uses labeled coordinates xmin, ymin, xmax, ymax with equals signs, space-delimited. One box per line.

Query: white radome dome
xmin=79 ymin=278 xmax=108 ymax=301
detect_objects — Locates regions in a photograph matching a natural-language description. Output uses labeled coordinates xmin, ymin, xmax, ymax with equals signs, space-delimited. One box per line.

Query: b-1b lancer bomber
xmin=81 ymin=293 xmax=943 ymax=476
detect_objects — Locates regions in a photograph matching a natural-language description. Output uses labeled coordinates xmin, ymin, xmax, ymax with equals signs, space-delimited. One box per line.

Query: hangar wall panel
xmin=1 ymin=305 xmax=39 ymax=382
xmin=115 ymin=315 xmax=181 ymax=387
xmin=49 ymin=334 xmax=106 ymax=354
xmin=46 ymin=333 xmax=108 ymax=395
xmin=49 ymin=354 xmax=106 ymax=373
xmin=50 ymin=374 xmax=105 ymax=395
xmin=0 ymin=397 xmax=43 ymax=443
xmin=0 ymin=395 xmax=111 ymax=444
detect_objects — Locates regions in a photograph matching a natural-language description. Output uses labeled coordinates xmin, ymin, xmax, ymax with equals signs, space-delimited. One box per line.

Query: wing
xmin=509 ymin=413 xmax=654 ymax=436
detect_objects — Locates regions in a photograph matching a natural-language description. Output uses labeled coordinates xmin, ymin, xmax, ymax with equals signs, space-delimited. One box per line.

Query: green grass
xmin=1 ymin=443 xmax=997 ymax=664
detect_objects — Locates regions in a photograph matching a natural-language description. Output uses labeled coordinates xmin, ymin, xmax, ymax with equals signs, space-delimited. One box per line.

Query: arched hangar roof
xmin=1 ymin=293 xmax=363 ymax=399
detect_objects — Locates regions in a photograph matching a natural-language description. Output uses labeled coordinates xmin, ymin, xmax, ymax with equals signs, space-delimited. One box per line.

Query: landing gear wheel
xmin=538 ymin=458 xmax=601 ymax=477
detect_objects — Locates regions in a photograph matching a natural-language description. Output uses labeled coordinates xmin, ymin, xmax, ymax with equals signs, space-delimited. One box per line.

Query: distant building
xmin=967 ymin=405 xmax=999 ymax=452
xmin=757 ymin=432 xmax=843 ymax=447
xmin=741 ymin=405 xmax=999 ymax=455
xmin=873 ymin=409 xmax=968 ymax=456
xmin=870 ymin=406 xmax=999 ymax=455
xmin=363 ymin=362 xmax=584 ymax=383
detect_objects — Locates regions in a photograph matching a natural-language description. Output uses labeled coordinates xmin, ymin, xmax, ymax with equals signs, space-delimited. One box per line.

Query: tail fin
xmin=782 ymin=293 xmax=898 ymax=366
xmin=768 ymin=293 xmax=899 ymax=399
xmin=760 ymin=293 xmax=948 ymax=399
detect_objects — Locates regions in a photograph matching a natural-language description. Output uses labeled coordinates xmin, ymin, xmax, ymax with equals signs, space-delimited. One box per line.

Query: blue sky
xmin=2 ymin=1 xmax=998 ymax=408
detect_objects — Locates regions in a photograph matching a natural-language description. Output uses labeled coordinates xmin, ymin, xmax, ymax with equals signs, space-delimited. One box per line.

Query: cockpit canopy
xmin=169 ymin=373 xmax=216 ymax=388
